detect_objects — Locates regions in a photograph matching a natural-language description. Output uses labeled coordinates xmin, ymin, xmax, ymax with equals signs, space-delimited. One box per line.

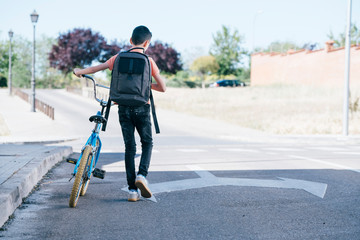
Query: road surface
xmin=1 ymin=89 xmax=359 ymax=240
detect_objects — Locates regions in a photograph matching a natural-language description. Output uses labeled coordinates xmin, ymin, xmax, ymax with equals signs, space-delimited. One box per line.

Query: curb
xmin=0 ymin=137 xmax=80 ymax=145
xmin=0 ymin=146 xmax=73 ymax=227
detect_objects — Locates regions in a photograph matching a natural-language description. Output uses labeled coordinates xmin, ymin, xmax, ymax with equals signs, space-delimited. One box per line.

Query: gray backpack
xmin=109 ymin=48 xmax=160 ymax=133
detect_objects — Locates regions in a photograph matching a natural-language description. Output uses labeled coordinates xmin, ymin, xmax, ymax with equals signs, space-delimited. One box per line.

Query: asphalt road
xmin=1 ymin=89 xmax=359 ymax=239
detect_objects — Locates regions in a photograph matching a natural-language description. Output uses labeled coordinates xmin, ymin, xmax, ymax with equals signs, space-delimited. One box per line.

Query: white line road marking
xmin=218 ymin=148 xmax=258 ymax=153
xmin=121 ymin=165 xmax=328 ymax=198
xmin=307 ymin=147 xmax=347 ymax=151
xmin=333 ymin=152 xmax=360 ymax=155
xmin=289 ymin=155 xmax=360 ymax=173
xmin=264 ymin=148 xmax=304 ymax=152
xmin=176 ymin=149 xmax=207 ymax=153
xmin=102 ymin=161 xmax=124 ymax=172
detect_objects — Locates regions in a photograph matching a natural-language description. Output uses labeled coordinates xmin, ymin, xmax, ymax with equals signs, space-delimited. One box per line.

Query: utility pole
xmin=343 ymin=0 xmax=352 ymax=136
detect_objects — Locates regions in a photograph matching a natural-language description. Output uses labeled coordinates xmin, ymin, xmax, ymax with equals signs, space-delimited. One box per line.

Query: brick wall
xmin=250 ymin=42 xmax=360 ymax=86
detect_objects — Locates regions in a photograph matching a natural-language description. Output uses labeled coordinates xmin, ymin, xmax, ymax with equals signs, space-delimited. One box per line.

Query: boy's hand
xmin=73 ymin=68 xmax=82 ymax=78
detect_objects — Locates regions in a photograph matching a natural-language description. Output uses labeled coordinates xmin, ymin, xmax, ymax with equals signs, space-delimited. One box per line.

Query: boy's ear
xmin=143 ymin=40 xmax=150 ymax=48
xmin=130 ymin=38 xmax=133 ymax=45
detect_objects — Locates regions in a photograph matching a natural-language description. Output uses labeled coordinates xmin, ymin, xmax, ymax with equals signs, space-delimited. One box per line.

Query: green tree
xmin=0 ymin=41 xmax=10 ymax=86
xmin=10 ymin=36 xmax=32 ymax=88
xmin=328 ymin=23 xmax=360 ymax=47
xmin=36 ymin=35 xmax=63 ymax=88
xmin=0 ymin=35 xmax=66 ymax=89
xmin=190 ymin=55 xmax=219 ymax=75
xmin=190 ymin=55 xmax=219 ymax=88
xmin=210 ymin=25 xmax=245 ymax=76
xmin=261 ymin=41 xmax=302 ymax=53
xmin=0 ymin=37 xmax=31 ymax=88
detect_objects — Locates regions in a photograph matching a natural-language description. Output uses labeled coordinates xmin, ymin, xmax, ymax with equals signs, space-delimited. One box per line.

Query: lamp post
xmin=343 ymin=0 xmax=352 ymax=136
xmin=30 ymin=10 xmax=39 ymax=112
xmin=8 ymin=29 xmax=13 ymax=95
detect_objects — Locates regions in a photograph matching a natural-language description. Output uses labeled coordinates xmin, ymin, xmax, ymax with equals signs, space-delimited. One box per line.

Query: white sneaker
xmin=135 ymin=175 xmax=152 ymax=198
xmin=128 ymin=189 xmax=140 ymax=202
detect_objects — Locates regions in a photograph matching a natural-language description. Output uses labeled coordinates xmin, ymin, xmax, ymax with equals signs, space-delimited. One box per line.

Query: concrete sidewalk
xmin=0 ymin=144 xmax=72 ymax=227
xmin=0 ymin=90 xmax=73 ymax=227
xmin=0 ymin=90 xmax=78 ymax=144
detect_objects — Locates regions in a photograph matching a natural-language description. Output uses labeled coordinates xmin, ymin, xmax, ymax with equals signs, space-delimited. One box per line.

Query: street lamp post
xmin=343 ymin=0 xmax=352 ymax=136
xmin=8 ymin=30 xmax=13 ymax=95
xmin=30 ymin=10 xmax=39 ymax=112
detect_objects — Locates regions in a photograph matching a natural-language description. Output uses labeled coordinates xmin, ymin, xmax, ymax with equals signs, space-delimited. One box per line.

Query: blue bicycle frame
xmin=71 ymin=74 xmax=112 ymax=180
xmin=72 ymin=110 xmax=103 ymax=178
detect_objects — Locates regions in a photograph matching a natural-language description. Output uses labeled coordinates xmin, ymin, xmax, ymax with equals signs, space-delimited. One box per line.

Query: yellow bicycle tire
xmin=69 ymin=146 xmax=92 ymax=208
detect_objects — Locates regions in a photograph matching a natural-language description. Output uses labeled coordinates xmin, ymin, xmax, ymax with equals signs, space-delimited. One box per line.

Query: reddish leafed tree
xmin=49 ymin=28 xmax=107 ymax=74
xmin=146 ymin=41 xmax=182 ymax=74
xmin=98 ymin=40 xmax=131 ymax=63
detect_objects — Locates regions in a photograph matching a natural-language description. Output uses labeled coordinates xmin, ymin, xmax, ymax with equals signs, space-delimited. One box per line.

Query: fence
xmin=13 ymin=89 xmax=55 ymax=120
xmin=65 ymin=87 xmax=109 ymax=102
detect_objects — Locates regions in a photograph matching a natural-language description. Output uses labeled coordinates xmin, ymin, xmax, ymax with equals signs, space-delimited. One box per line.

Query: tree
xmin=49 ymin=28 xmax=107 ymax=75
xmin=190 ymin=55 xmax=219 ymax=75
xmin=98 ymin=40 xmax=130 ymax=63
xmin=328 ymin=23 xmax=360 ymax=47
xmin=0 ymin=41 xmax=11 ymax=84
xmin=146 ymin=41 xmax=182 ymax=74
xmin=210 ymin=25 xmax=245 ymax=76
xmin=9 ymin=36 xmax=32 ymax=88
xmin=190 ymin=55 xmax=219 ymax=88
xmin=262 ymin=41 xmax=302 ymax=53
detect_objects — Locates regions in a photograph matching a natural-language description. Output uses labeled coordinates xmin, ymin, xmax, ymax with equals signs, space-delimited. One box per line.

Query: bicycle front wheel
xmin=80 ymin=150 xmax=94 ymax=196
xmin=69 ymin=145 xmax=92 ymax=208
xmin=81 ymin=139 xmax=100 ymax=196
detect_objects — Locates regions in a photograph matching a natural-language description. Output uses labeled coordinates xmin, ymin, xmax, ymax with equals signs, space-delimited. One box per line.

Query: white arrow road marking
xmin=121 ymin=165 xmax=328 ymax=199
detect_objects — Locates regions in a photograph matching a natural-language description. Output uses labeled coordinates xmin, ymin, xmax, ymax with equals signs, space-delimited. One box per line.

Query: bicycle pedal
xmin=93 ymin=168 xmax=106 ymax=179
xmin=66 ymin=157 xmax=78 ymax=165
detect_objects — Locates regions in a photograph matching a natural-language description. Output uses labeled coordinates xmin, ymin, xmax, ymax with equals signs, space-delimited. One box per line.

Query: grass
xmin=153 ymin=84 xmax=360 ymax=135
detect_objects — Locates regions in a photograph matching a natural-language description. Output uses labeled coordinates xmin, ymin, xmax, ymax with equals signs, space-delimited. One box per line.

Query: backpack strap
xmin=101 ymin=97 xmax=112 ymax=132
xmin=127 ymin=47 xmax=145 ymax=53
xmin=150 ymin=91 xmax=160 ymax=134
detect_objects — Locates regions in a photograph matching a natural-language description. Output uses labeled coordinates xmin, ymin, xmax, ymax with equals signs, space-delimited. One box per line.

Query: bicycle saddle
xmin=89 ymin=115 xmax=107 ymax=124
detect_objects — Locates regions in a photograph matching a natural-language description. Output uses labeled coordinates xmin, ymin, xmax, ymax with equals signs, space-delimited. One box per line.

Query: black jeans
xmin=118 ymin=104 xmax=153 ymax=190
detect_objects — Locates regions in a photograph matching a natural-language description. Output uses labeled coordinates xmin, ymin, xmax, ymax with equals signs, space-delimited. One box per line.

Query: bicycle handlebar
xmin=82 ymin=75 xmax=114 ymax=106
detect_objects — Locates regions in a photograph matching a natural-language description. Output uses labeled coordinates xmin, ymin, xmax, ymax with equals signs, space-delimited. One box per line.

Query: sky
xmin=0 ymin=0 xmax=359 ymax=64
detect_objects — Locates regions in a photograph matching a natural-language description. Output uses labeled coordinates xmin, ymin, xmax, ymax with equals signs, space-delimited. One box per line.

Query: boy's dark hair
xmin=132 ymin=26 xmax=152 ymax=45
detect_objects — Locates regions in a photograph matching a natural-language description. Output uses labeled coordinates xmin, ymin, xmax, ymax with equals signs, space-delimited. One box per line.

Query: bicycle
xmin=66 ymin=74 xmax=113 ymax=208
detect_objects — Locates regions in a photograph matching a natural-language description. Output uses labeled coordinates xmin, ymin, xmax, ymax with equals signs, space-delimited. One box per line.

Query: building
xmin=250 ymin=41 xmax=360 ymax=86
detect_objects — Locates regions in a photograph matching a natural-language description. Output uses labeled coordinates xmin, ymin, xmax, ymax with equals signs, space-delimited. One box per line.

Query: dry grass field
xmin=153 ymin=84 xmax=360 ymax=135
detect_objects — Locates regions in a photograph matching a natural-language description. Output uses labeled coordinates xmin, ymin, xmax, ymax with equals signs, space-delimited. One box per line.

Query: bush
xmin=0 ymin=76 xmax=7 ymax=87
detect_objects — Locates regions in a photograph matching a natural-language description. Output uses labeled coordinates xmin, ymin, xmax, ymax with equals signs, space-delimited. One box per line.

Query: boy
xmin=74 ymin=26 xmax=166 ymax=202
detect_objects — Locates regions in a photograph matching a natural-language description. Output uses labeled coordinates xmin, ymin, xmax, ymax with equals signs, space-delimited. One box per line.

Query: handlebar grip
xmin=72 ymin=71 xmax=92 ymax=80
xmin=82 ymin=74 xmax=94 ymax=80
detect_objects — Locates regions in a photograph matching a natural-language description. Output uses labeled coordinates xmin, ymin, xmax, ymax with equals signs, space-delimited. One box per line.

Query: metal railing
xmin=14 ymin=89 xmax=55 ymax=120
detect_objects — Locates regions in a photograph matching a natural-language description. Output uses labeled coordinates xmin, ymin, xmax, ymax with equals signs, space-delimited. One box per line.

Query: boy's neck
xmin=132 ymin=44 xmax=146 ymax=49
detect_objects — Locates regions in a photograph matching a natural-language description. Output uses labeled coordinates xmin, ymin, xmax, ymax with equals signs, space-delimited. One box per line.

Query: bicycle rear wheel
xmin=69 ymin=145 xmax=92 ymax=208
